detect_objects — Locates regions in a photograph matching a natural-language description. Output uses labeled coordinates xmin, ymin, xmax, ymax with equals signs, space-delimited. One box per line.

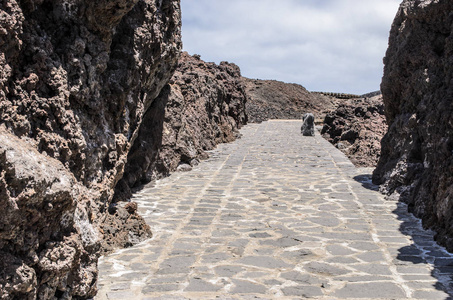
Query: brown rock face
xmin=0 ymin=0 xmax=181 ymax=298
xmin=373 ymin=0 xmax=453 ymax=251
xmin=321 ymin=95 xmax=387 ymax=167
xmin=243 ymin=78 xmax=338 ymax=123
xmin=118 ymin=52 xmax=248 ymax=192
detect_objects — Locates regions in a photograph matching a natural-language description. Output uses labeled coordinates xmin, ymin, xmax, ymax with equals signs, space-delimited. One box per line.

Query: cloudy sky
xmin=181 ymin=0 xmax=402 ymax=95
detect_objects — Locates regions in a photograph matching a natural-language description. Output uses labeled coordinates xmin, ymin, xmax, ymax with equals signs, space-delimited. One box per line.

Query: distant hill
xmin=243 ymin=78 xmax=339 ymax=123
xmin=361 ymin=90 xmax=382 ymax=98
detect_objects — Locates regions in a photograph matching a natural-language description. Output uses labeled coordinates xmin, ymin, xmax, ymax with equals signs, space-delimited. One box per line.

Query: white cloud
xmin=181 ymin=0 xmax=401 ymax=94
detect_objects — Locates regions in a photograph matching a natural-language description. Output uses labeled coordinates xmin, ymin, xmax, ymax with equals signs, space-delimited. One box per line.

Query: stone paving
xmin=96 ymin=120 xmax=453 ymax=299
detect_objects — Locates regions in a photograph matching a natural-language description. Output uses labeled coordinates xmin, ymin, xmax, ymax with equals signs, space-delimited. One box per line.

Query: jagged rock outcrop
xmin=117 ymin=52 xmax=247 ymax=193
xmin=243 ymin=78 xmax=338 ymax=123
xmin=0 ymin=0 xmax=181 ymax=298
xmin=373 ymin=0 xmax=453 ymax=251
xmin=321 ymin=95 xmax=387 ymax=167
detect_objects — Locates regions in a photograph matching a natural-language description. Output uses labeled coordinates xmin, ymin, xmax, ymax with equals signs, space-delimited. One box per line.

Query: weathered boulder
xmin=301 ymin=113 xmax=315 ymax=136
xmin=321 ymin=95 xmax=387 ymax=167
xmin=0 ymin=0 xmax=181 ymax=298
xmin=373 ymin=0 xmax=453 ymax=251
xmin=117 ymin=52 xmax=248 ymax=193
xmin=243 ymin=78 xmax=338 ymax=123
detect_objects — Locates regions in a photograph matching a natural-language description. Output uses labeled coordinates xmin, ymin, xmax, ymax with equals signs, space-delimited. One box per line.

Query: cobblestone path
xmin=97 ymin=120 xmax=453 ymax=299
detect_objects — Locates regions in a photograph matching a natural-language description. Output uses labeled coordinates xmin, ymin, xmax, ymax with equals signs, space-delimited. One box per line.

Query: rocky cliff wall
xmin=0 ymin=0 xmax=181 ymax=298
xmin=321 ymin=95 xmax=387 ymax=167
xmin=373 ymin=0 xmax=453 ymax=251
xmin=243 ymin=78 xmax=338 ymax=123
xmin=117 ymin=52 xmax=247 ymax=194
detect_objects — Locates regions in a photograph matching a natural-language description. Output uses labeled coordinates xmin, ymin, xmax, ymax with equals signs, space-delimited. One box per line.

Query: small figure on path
xmin=301 ymin=113 xmax=315 ymax=136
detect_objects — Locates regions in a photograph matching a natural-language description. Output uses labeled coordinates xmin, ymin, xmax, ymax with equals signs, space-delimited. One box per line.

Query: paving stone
xmin=96 ymin=121 xmax=453 ymax=300
xmin=214 ymin=266 xmax=244 ymax=277
xmin=184 ymin=278 xmax=222 ymax=292
xmin=281 ymin=285 xmax=324 ymax=298
xmin=105 ymin=291 xmax=138 ymax=299
xmin=202 ymin=253 xmax=232 ymax=264
xmin=305 ymin=262 xmax=351 ymax=276
xmin=249 ymin=232 xmax=272 ymax=238
xmin=326 ymin=256 xmax=359 ymax=264
xmin=280 ymin=249 xmax=317 ymax=263
xmin=352 ymin=264 xmax=394 ymax=276
xmin=230 ymin=279 xmax=267 ymax=294
xmin=337 ymin=275 xmax=393 ymax=282
xmin=412 ymin=289 xmax=451 ymax=299
xmin=109 ymin=283 xmax=130 ymax=291
xmin=326 ymin=244 xmax=357 ymax=256
xmin=237 ymin=256 xmax=291 ymax=269
xmin=280 ymin=271 xmax=323 ymax=285
xmin=260 ymin=237 xmax=301 ymax=248
xmin=333 ymin=282 xmax=406 ymax=298
xmin=142 ymin=284 xmax=181 ymax=293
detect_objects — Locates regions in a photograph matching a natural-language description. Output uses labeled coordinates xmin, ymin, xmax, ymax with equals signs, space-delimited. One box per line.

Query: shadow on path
xmin=354 ymin=172 xmax=453 ymax=298
xmin=353 ymin=173 xmax=379 ymax=191
xmin=393 ymin=201 xmax=453 ymax=299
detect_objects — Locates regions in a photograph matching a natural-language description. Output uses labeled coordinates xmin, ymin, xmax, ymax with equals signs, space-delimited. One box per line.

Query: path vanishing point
xmin=96 ymin=120 xmax=453 ymax=300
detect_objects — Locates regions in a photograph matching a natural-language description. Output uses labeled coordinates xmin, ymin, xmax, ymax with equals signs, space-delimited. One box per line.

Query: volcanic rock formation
xmin=117 ymin=52 xmax=248 ymax=196
xmin=373 ymin=0 xmax=453 ymax=251
xmin=243 ymin=78 xmax=338 ymax=123
xmin=321 ymin=95 xmax=387 ymax=167
xmin=0 ymin=0 xmax=181 ymax=298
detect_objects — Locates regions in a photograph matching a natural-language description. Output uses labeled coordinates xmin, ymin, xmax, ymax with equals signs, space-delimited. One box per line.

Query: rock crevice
xmin=117 ymin=52 xmax=248 ymax=196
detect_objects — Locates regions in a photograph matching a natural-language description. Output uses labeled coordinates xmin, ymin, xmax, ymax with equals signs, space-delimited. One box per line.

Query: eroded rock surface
xmin=243 ymin=78 xmax=337 ymax=123
xmin=321 ymin=95 xmax=387 ymax=167
xmin=301 ymin=113 xmax=315 ymax=136
xmin=0 ymin=0 xmax=181 ymax=298
xmin=117 ymin=52 xmax=248 ymax=193
xmin=373 ymin=0 xmax=453 ymax=251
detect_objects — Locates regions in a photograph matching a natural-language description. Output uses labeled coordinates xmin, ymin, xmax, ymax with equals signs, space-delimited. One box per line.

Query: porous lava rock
xmin=0 ymin=0 xmax=181 ymax=298
xmin=243 ymin=78 xmax=338 ymax=123
xmin=321 ymin=95 xmax=387 ymax=167
xmin=373 ymin=0 xmax=453 ymax=251
xmin=117 ymin=52 xmax=248 ymax=193
xmin=301 ymin=113 xmax=315 ymax=136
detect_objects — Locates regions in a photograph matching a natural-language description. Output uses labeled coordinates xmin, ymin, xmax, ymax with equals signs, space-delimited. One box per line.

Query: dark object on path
xmin=301 ymin=113 xmax=315 ymax=136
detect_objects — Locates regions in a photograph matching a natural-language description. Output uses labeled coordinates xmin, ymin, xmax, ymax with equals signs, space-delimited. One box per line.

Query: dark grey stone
xmin=412 ymin=290 xmax=450 ymax=299
xmin=337 ymin=275 xmax=393 ymax=282
xmin=237 ymin=256 xmax=291 ymax=269
xmin=280 ymin=271 xmax=323 ymax=285
xmin=281 ymin=285 xmax=323 ymax=297
xmin=249 ymin=232 xmax=272 ymax=238
xmin=184 ymin=278 xmax=222 ymax=292
xmin=214 ymin=266 xmax=244 ymax=277
xmin=301 ymin=113 xmax=315 ymax=136
xmin=201 ymin=252 xmax=232 ymax=263
xmin=260 ymin=237 xmax=301 ymax=248
xmin=142 ymin=284 xmax=181 ymax=293
xmin=333 ymin=282 xmax=406 ymax=298
xmin=230 ymin=279 xmax=267 ymax=294
xmin=353 ymin=264 xmax=393 ymax=275
xmin=326 ymin=245 xmax=356 ymax=256
xmin=305 ymin=262 xmax=350 ymax=276
xmin=157 ymin=256 xmax=197 ymax=274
